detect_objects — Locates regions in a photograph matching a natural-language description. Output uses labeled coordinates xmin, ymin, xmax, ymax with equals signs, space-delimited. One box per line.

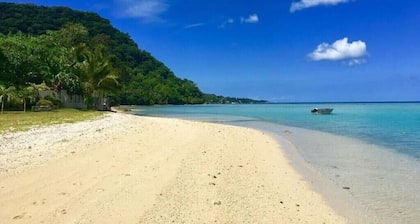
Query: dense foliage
xmin=0 ymin=2 xmax=265 ymax=109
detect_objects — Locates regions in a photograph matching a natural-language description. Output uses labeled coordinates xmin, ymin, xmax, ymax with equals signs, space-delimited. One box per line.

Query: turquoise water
xmin=133 ymin=103 xmax=420 ymax=224
xmin=134 ymin=103 xmax=420 ymax=159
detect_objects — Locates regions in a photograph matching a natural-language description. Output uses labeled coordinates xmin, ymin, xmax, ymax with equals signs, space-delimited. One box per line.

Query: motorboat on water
xmin=311 ymin=108 xmax=333 ymax=114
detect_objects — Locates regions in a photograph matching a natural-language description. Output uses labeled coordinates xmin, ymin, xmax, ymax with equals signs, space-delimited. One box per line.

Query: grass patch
xmin=0 ymin=108 xmax=104 ymax=134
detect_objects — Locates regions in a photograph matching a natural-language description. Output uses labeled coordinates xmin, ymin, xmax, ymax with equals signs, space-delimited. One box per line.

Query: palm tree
xmin=0 ymin=85 xmax=7 ymax=114
xmin=0 ymin=85 xmax=16 ymax=114
xmin=16 ymin=86 xmax=37 ymax=112
xmin=79 ymin=46 xmax=119 ymax=108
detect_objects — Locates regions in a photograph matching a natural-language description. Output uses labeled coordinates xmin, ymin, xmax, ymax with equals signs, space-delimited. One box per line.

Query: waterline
xmin=133 ymin=103 xmax=420 ymax=223
xmin=229 ymin=120 xmax=419 ymax=224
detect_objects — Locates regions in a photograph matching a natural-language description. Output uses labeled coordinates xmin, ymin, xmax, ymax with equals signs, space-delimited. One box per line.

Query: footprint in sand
xmin=13 ymin=212 xmax=26 ymax=220
xmin=59 ymin=192 xmax=69 ymax=196
xmin=72 ymin=182 xmax=83 ymax=186
xmin=213 ymin=201 xmax=222 ymax=205
xmin=60 ymin=209 xmax=67 ymax=215
xmin=32 ymin=199 xmax=47 ymax=206
xmin=54 ymin=208 xmax=67 ymax=215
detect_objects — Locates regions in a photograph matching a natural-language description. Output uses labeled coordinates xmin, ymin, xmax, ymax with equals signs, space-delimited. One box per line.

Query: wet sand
xmin=0 ymin=113 xmax=347 ymax=223
xmin=231 ymin=120 xmax=420 ymax=224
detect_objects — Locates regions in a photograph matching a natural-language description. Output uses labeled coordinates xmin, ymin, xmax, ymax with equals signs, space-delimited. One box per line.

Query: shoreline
xmin=226 ymin=120 xmax=420 ymax=224
xmin=238 ymin=122 xmax=372 ymax=224
xmin=0 ymin=113 xmax=347 ymax=223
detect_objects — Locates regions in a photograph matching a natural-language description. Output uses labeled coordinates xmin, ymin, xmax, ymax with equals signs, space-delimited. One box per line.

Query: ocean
xmin=132 ymin=103 xmax=420 ymax=224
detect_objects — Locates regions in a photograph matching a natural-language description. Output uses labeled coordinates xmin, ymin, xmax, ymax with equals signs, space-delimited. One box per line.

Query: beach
xmin=0 ymin=113 xmax=347 ymax=223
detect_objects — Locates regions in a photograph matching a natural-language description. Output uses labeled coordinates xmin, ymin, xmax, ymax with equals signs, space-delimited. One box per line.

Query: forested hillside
xmin=0 ymin=2 xmax=265 ymax=108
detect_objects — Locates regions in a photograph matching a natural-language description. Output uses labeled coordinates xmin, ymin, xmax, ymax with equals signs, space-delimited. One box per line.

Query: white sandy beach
xmin=0 ymin=113 xmax=347 ymax=223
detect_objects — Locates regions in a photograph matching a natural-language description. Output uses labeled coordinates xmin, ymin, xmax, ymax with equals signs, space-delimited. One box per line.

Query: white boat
xmin=311 ymin=108 xmax=333 ymax=114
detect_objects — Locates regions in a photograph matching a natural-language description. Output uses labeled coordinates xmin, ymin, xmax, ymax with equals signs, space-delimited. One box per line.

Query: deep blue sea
xmin=132 ymin=103 xmax=420 ymax=224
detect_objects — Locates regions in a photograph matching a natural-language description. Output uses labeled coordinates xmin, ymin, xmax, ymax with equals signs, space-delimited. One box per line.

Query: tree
xmin=0 ymin=3 xmax=265 ymax=105
xmin=79 ymin=46 xmax=119 ymax=108
xmin=0 ymin=33 xmax=44 ymax=86
xmin=36 ymin=27 xmax=88 ymax=93
xmin=50 ymin=23 xmax=89 ymax=48
xmin=16 ymin=85 xmax=37 ymax=112
xmin=0 ymin=85 xmax=7 ymax=114
xmin=0 ymin=85 xmax=16 ymax=114
xmin=49 ymin=44 xmax=87 ymax=94
xmin=0 ymin=48 xmax=12 ymax=84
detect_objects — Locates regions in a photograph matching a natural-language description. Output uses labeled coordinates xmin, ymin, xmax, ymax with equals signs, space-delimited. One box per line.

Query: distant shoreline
xmin=265 ymin=100 xmax=420 ymax=104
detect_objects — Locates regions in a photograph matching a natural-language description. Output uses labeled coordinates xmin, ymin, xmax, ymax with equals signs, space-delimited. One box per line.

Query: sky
xmin=3 ymin=0 xmax=420 ymax=102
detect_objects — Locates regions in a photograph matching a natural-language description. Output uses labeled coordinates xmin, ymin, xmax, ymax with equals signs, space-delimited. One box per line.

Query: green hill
xmin=0 ymin=2 xmax=265 ymax=106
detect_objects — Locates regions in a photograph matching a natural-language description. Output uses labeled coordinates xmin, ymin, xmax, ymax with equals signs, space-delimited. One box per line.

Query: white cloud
xmin=219 ymin=14 xmax=258 ymax=28
xmin=241 ymin=14 xmax=259 ymax=24
xmin=115 ymin=0 xmax=168 ymax=22
xmin=290 ymin=0 xmax=349 ymax=12
xmin=184 ymin=23 xmax=205 ymax=29
xmin=219 ymin=18 xmax=234 ymax=28
xmin=308 ymin=37 xmax=367 ymax=63
xmin=346 ymin=58 xmax=367 ymax=66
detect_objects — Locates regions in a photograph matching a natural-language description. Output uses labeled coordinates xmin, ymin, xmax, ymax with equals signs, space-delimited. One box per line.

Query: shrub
xmin=36 ymin=99 xmax=54 ymax=107
xmin=44 ymin=95 xmax=62 ymax=107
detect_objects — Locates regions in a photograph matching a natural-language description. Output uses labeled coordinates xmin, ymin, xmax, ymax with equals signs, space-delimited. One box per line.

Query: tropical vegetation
xmin=0 ymin=2 xmax=266 ymax=112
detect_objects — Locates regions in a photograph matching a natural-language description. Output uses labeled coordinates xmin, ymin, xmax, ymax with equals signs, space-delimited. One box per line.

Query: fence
xmin=39 ymin=90 xmax=87 ymax=109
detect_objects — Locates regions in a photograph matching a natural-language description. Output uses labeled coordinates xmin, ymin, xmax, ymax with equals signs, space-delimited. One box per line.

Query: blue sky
xmin=3 ymin=0 xmax=420 ymax=102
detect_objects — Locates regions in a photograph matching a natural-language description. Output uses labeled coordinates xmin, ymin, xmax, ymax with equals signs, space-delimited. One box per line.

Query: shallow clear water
xmin=134 ymin=103 xmax=420 ymax=159
xmin=133 ymin=103 xmax=420 ymax=223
